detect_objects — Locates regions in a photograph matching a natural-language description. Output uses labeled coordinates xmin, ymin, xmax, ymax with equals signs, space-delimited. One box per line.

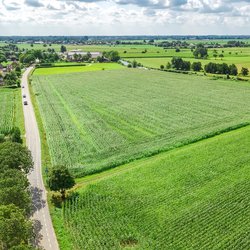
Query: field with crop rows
xmin=32 ymin=68 xmax=250 ymax=177
xmin=56 ymin=125 xmax=250 ymax=250
xmin=0 ymin=87 xmax=24 ymax=135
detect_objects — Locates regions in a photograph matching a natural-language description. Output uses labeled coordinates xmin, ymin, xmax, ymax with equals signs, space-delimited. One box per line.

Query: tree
xmin=160 ymin=65 xmax=164 ymax=70
xmin=0 ymin=204 xmax=33 ymax=250
xmin=132 ymin=60 xmax=138 ymax=68
xmin=0 ymin=54 xmax=7 ymax=63
xmin=4 ymin=72 xmax=19 ymax=86
xmin=171 ymin=57 xmax=183 ymax=70
xmin=191 ymin=62 xmax=202 ymax=72
xmin=171 ymin=57 xmax=190 ymax=71
xmin=229 ymin=64 xmax=238 ymax=76
xmin=241 ymin=67 xmax=249 ymax=76
xmin=166 ymin=62 xmax=171 ymax=69
xmin=193 ymin=44 xmax=208 ymax=59
xmin=181 ymin=61 xmax=191 ymax=71
xmin=219 ymin=54 xmax=224 ymax=59
xmin=10 ymin=127 xmax=22 ymax=143
xmin=47 ymin=165 xmax=75 ymax=199
xmin=60 ymin=45 xmax=67 ymax=53
xmin=103 ymin=51 xmax=120 ymax=62
xmin=0 ymin=142 xmax=33 ymax=174
xmin=0 ymin=169 xmax=31 ymax=214
xmin=15 ymin=66 xmax=22 ymax=78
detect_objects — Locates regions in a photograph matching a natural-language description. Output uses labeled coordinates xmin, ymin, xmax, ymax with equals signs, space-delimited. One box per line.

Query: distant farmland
xmin=32 ymin=68 xmax=250 ymax=177
xmin=0 ymin=87 xmax=24 ymax=134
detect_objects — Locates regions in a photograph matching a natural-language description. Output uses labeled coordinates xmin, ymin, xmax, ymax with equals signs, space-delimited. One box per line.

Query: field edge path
xmin=21 ymin=67 xmax=59 ymax=250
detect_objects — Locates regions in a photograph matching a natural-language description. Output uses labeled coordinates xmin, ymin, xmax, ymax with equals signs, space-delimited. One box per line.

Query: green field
xmin=0 ymin=87 xmax=24 ymax=135
xmin=32 ymin=68 xmax=250 ymax=177
xmin=34 ymin=63 xmax=124 ymax=75
xmin=131 ymin=47 xmax=250 ymax=72
xmin=54 ymin=124 xmax=250 ymax=250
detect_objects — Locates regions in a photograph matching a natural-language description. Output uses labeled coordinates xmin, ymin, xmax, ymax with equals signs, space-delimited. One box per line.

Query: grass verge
xmin=28 ymin=70 xmax=52 ymax=179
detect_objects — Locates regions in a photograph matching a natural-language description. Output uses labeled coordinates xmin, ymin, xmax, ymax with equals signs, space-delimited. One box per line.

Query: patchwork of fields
xmin=57 ymin=125 xmax=250 ymax=250
xmin=0 ymin=87 xmax=24 ymax=134
xmin=32 ymin=68 xmax=250 ymax=177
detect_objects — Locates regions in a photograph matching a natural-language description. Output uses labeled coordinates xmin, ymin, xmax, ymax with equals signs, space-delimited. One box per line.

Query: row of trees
xmin=0 ymin=136 xmax=35 ymax=249
xmin=0 ymin=122 xmax=75 ymax=248
xmin=163 ymin=57 xmax=249 ymax=76
xmin=204 ymin=62 xmax=238 ymax=75
xmin=19 ymin=49 xmax=59 ymax=64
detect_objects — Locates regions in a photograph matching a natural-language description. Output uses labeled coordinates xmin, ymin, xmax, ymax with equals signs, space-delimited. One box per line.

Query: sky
xmin=0 ymin=0 xmax=250 ymax=35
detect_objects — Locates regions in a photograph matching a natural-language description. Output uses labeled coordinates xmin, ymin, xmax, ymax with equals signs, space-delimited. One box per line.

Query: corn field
xmin=32 ymin=69 xmax=250 ymax=177
xmin=0 ymin=88 xmax=23 ymax=135
xmin=61 ymin=125 xmax=250 ymax=249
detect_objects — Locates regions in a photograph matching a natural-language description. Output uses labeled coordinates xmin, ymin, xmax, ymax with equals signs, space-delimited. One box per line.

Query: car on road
xmin=23 ymin=94 xmax=26 ymax=98
xmin=24 ymin=101 xmax=28 ymax=105
xmin=22 ymin=85 xmax=25 ymax=88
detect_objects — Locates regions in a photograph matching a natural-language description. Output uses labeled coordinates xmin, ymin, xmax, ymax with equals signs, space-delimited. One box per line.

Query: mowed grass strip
xmin=33 ymin=63 xmax=124 ymax=75
xmin=0 ymin=87 xmax=24 ymax=135
xmin=32 ymin=69 xmax=250 ymax=176
xmin=57 ymin=125 xmax=250 ymax=250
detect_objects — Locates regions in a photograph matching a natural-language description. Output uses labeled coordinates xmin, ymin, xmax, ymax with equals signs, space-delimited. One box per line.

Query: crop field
xmin=32 ymin=68 xmax=250 ymax=177
xmin=33 ymin=63 xmax=124 ymax=75
xmin=34 ymin=63 xmax=124 ymax=75
xmin=0 ymin=87 xmax=24 ymax=134
xmin=56 ymin=125 xmax=250 ymax=249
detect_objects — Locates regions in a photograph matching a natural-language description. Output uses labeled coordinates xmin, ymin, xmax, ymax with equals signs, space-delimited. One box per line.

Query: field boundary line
xmin=75 ymin=122 xmax=250 ymax=189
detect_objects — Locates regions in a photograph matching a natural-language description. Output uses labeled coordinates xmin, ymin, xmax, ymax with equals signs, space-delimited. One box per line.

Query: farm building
xmin=66 ymin=50 xmax=102 ymax=60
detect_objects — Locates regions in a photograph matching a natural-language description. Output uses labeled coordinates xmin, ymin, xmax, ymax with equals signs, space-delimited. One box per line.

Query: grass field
xmin=0 ymin=87 xmax=24 ymax=135
xmin=130 ymin=47 xmax=250 ymax=72
xmin=53 ymin=124 xmax=250 ymax=250
xmin=33 ymin=63 xmax=124 ymax=75
xmin=32 ymin=68 xmax=250 ymax=177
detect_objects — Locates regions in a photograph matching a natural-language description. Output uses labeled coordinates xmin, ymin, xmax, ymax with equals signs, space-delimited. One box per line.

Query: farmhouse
xmin=66 ymin=50 xmax=102 ymax=60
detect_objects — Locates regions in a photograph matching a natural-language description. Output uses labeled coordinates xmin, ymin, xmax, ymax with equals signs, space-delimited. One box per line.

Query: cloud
xmin=3 ymin=0 xmax=21 ymax=10
xmin=25 ymin=0 xmax=44 ymax=7
xmin=0 ymin=0 xmax=250 ymax=35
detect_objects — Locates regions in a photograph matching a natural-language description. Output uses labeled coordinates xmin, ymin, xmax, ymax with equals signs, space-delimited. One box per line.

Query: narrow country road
xmin=21 ymin=67 xmax=59 ymax=250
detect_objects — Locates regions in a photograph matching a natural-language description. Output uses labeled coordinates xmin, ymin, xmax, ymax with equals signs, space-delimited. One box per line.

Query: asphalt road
xmin=21 ymin=67 xmax=59 ymax=250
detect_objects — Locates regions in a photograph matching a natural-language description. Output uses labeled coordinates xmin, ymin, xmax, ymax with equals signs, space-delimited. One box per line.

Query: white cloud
xmin=0 ymin=0 xmax=249 ymax=35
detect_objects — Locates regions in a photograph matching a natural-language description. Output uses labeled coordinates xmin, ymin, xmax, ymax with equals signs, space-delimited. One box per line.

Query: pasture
xmin=131 ymin=47 xmax=250 ymax=72
xmin=33 ymin=63 xmax=124 ymax=75
xmin=0 ymin=87 xmax=24 ymax=134
xmin=55 ymin=125 xmax=250 ymax=249
xmin=32 ymin=68 xmax=250 ymax=177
